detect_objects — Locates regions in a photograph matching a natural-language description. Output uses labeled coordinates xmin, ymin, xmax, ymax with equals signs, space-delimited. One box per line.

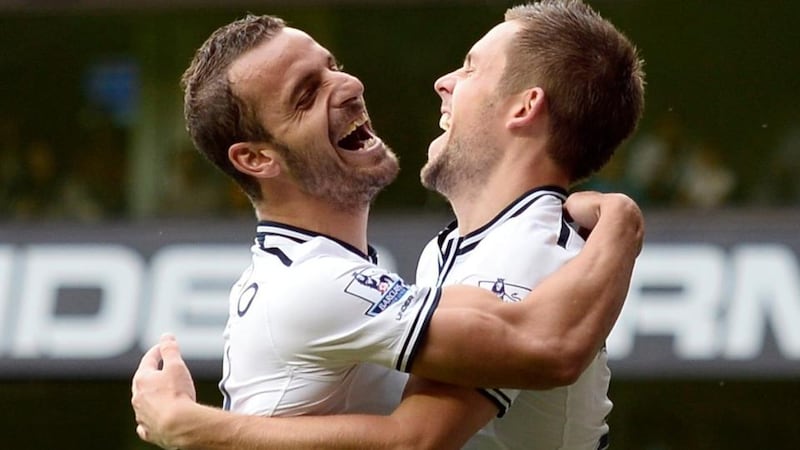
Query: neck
xmin=253 ymin=194 xmax=370 ymax=254
xmin=448 ymin=151 xmax=569 ymax=236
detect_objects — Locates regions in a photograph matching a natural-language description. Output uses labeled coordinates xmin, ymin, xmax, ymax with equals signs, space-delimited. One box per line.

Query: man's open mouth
xmin=336 ymin=113 xmax=378 ymax=151
xmin=338 ymin=125 xmax=374 ymax=151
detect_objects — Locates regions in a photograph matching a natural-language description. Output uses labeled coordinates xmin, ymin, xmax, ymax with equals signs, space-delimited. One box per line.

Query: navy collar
xmin=255 ymin=220 xmax=378 ymax=264
xmin=437 ymin=185 xmax=567 ymax=253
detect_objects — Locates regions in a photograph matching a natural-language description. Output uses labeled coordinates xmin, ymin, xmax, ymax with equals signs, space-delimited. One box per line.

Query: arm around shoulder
xmin=409 ymin=192 xmax=643 ymax=389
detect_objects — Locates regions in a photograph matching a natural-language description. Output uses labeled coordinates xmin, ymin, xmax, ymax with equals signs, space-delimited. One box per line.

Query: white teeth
xmin=343 ymin=121 xmax=358 ymax=138
xmin=341 ymin=112 xmax=369 ymax=140
xmin=439 ymin=112 xmax=451 ymax=131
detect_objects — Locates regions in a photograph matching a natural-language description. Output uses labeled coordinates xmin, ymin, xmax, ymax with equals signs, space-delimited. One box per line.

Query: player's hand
xmin=563 ymin=190 xmax=604 ymax=234
xmin=565 ymin=191 xmax=643 ymax=253
xmin=131 ymin=333 xmax=197 ymax=449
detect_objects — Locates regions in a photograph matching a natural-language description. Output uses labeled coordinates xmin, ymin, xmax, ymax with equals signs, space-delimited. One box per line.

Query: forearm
xmin=158 ymin=400 xmax=418 ymax=450
xmin=534 ymin=193 xmax=643 ymax=366
xmin=411 ymin=194 xmax=642 ymax=389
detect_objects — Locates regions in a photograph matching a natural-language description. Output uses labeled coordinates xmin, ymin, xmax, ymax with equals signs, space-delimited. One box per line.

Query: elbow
xmin=522 ymin=339 xmax=592 ymax=388
xmin=550 ymin=350 xmax=586 ymax=386
xmin=543 ymin=355 xmax=584 ymax=388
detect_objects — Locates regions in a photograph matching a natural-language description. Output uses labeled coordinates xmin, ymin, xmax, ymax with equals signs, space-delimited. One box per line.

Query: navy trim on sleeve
xmin=477 ymin=388 xmax=510 ymax=417
xmin=397 ymin=287 xmax=442 ymax=372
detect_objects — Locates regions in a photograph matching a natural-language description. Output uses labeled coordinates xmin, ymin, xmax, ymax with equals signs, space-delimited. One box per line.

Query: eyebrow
xmin=287 ymin=52 xmax=339 ymax=107
xmin=328 ymin=53 xmax=341 ymax=70
xmin=288 ymin=71 xmax=317 ymax=106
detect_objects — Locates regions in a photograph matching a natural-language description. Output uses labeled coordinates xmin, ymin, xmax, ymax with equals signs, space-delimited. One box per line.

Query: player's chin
xmin=427 ymin=135 xmax=447 ymax=160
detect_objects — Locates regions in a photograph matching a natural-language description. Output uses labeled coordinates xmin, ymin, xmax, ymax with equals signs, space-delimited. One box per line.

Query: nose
xmin=331 ymin=71 xmax=365 ymax=109
xmin=434 ymin=70 xmax=456 ymax=100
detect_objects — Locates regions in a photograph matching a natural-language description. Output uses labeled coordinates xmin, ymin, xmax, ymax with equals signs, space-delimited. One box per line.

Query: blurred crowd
xmin=0 ymin=112 xmax=252 ymax=222
xmin=582 ymin=112 xmax=800 ymax=210
xmin=2 ymin=109 xmax=800 ymax=223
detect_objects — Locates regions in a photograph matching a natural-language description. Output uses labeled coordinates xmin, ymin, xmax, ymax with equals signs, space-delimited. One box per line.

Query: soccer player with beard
xmin=132 ymin=4 xmax=643 ymax=449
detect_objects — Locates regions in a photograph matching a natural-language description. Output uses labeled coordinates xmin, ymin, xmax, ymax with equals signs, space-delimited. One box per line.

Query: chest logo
xmin=478 ymin=278 xmax=531 ymax=303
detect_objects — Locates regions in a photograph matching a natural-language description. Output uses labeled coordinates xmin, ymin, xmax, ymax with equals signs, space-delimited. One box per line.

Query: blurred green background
xmin=1 ymin=0 xmax=799 ymax=449
xmin=2 ymin=0 xmax=800 ymax=222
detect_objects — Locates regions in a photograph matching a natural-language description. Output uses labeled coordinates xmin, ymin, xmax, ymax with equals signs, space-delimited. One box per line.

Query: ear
xmin=506 ymin=87 xmax=546 ymax=130
xmin=228 ymin=142 xmax=282 ymax=179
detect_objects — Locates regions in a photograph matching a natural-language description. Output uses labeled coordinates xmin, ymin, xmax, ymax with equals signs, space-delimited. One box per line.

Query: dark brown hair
xmin=181 ymin=14 xmax=285 ymax=201
xmin=503 ymin=0 xmax=645 ymax=182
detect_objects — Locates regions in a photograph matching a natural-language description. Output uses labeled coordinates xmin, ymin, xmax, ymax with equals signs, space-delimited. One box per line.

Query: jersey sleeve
xmin=266 ymin=256 xmax=440 ymax=373
xmin=478 ymin=388 xmax=518 ymax=418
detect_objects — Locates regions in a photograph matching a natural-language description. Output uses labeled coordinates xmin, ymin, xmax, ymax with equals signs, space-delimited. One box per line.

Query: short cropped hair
xmin=502 ymin=0 xmax=645 ymax=182
xmin=181 ymin=14 xmax=285 ymax=201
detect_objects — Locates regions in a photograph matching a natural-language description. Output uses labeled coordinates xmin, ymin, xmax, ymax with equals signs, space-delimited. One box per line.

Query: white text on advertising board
xmin=0 ymin=243 xmax=799 ymax=364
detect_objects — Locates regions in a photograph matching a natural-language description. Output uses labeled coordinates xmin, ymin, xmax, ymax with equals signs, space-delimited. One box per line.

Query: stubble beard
xmin=420 ymin=125 xmax=500 ymax=201
xmin=281 ymin=142 xmax=400 ymax=212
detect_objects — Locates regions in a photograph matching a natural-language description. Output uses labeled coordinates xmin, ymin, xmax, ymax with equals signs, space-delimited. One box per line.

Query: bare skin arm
xmin=133 ymin=338 xmax=493 ymax=450
xmin=411 ymin=191 xmax=642 ymax=388
xmin=132 ymin=191 xmax=643 ymax=449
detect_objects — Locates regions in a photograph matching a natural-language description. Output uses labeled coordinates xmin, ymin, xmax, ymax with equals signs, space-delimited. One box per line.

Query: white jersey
xmin=220 ymin=221 xmax=439 ymax=417
xmin=416 ymin=187 xmax=612 ymax=450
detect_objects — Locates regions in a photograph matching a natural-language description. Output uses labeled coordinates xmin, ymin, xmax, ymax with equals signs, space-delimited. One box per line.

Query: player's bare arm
xmin=134 ymin=338 xmax=492 ymax=450
xmin=132 ymin=192 xmax=642 ymax=450
xmin=410 ymin=191 xmax=643 ymax=389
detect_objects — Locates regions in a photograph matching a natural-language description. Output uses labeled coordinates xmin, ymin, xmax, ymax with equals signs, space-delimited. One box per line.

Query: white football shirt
xmin=416 ymin=186 xmax=612 ymax=450
xmin=219 ymin=221 xmax=439 ymax=417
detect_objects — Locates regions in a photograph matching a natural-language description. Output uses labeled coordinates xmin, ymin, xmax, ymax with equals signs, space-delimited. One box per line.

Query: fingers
xmin=158 ymin=333 xmax=186 ymax=369
xmin=136 ymin=343 xmax=163 ymax=373
xmin=564 ymin=192 xmax=602 ymax=231
xmin=135 ymin=333 xmax=183 ymax=374
xmin=133 ymin=334 xmax=184 ymax=447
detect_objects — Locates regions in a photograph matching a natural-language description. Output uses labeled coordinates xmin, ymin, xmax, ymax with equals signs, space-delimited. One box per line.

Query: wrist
xmin=598 ymin=194 xmax=644 ymax=252
xmin=160 ymin=397 xmax=209 ymax=449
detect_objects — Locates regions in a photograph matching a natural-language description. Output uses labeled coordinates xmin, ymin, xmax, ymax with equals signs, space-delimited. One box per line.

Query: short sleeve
xmin=478 ymin=387 xmax=520 ymax=417
xmin=266 ymin=257 xmax=441 ymax=373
